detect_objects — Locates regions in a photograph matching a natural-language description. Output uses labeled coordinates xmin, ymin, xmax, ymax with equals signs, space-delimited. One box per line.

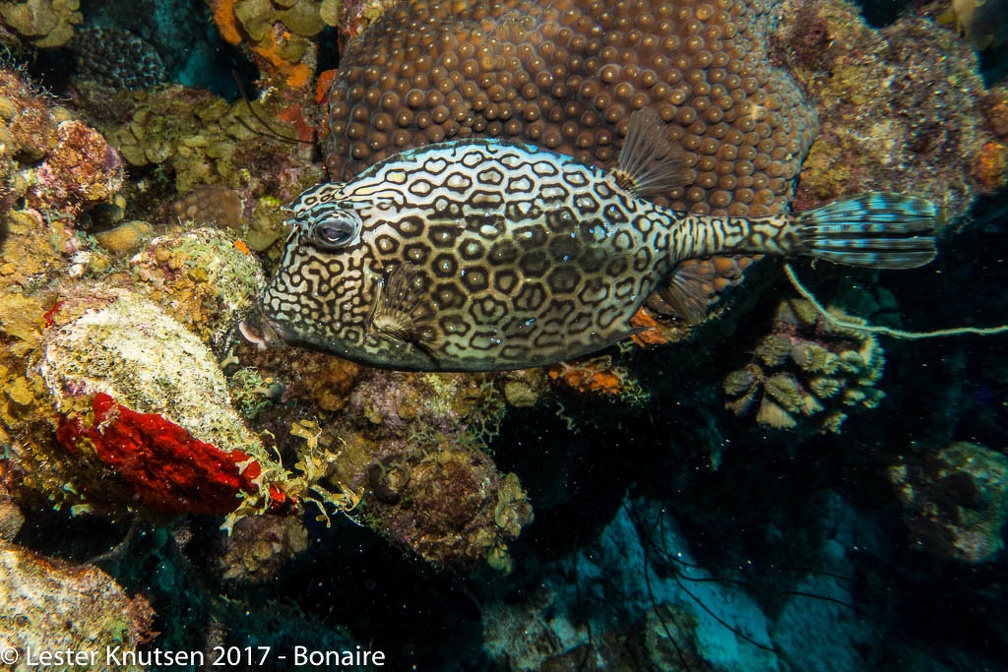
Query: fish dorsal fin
xmin=612 ymin=109 xmax=692 ymax=198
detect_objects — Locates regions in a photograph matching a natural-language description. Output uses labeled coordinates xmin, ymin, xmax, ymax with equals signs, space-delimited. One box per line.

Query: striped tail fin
xmin=798 ymin=193 xmax=938 ymax=270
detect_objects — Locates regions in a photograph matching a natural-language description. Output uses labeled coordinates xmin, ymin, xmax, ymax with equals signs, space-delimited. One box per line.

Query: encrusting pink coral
xmin=28 ymin=120 xmax=124 ymax=215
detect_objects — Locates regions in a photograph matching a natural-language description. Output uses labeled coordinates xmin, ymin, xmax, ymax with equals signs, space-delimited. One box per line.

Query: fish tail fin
xmin=797 ymin=193 xmax=938 ymax=270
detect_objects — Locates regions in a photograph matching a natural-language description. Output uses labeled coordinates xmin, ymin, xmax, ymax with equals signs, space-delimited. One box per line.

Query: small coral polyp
xmin=723 ymin=298 xmax=885 ymax=433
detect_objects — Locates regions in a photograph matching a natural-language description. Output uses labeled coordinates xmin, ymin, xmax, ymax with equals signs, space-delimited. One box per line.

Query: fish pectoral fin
xmin=611 ymin=108 xmax=693 ymax=198
xmin=368 ymin=263 xmax=440 ymax=354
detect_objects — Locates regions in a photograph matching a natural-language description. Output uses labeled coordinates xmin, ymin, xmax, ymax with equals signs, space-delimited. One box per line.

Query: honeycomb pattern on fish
xmin=267 ymin=140 xmax=684 ymax=369
xmin=252 ymin=128 xmax=936 ymax=372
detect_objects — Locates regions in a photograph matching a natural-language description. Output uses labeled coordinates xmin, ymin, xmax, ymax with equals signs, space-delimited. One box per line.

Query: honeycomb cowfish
xmin=241 ymin=110 xmax=937 ymax=372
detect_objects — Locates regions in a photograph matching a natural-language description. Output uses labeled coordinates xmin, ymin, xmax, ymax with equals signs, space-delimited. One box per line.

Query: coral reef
xmin=5 ymin=288 xmax=291 ymax=520
xmin=0 ymin=65 xmax=123 ymax=223
xmin=329 ymin=370 xmax=532 ymax=570
xmin=87 ymin=82 xmax=322 ymax=258
xmin=778 ymin=0 xmax=997 ymax=221
xmin=129 ymin=227 xmax=265 ymax=353
xmin=100 ymin=85 xmax=317 ymax=197
xmin=889 ymin=441 xmax=1008 ymax=562
xmin=0 ymin=541 xmax=155 ymax=667
xmin=483 ymin=498 xmax=783 ymax=670
xmin=339 ymin=0 xmax=397 ymax=44
xmin=0 ymin=1 xmax=1004 ymax=667
xmin=325 ymin=0 xmax=815 ymax=220
xmin=68 ymin=26 xmax=167 ymax=90
xmin=723 ymin=297 xmax=885 ymax=433
xmin=56 ymin=392 xmax=268 ymax=516
xmin=0 ymin=0 xmax=82 ymax=48
xmin=236 ymin=347 xmax=534 ymax=570
xmin=321 ymin=0 xmax=817 ymax=328
xmin=208 ymin=0 xmax=340 ymax=88
xmin=27 ymin=119 xmax=124 ymax=214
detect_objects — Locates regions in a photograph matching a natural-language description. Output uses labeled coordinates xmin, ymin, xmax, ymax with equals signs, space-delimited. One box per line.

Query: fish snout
xmin=238 ymin=310 xmax=286 ymax=351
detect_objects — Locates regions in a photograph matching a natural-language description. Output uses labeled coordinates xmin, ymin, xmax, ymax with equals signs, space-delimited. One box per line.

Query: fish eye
xmin=311 ymin=214 xmax=360 ymax=249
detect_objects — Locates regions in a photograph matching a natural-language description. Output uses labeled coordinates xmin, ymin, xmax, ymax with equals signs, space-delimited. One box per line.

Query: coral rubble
xmin=889 ymin=441 xmax=1008 ymax=562
xmin=0 ymin=541 xmax=155 ymax=668
xmin=779 ymin=0 xmax=997 ymax=221
xmin=723 ymin=298 xmax=885 ymax=433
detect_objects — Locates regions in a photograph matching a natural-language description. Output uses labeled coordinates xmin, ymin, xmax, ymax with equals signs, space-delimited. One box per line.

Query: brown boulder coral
xmin=326 ymin=0 xmax=816 ymax=220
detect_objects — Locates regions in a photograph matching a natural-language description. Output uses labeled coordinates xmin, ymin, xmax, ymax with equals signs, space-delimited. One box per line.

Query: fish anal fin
xmin=649 ymin=257 xmax=747 ymax=324
xmin=612 ymin=108 xmax=693 ymax=198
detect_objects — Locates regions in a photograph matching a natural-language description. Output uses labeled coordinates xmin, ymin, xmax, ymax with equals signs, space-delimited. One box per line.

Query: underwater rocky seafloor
xmin=1 ymin=0 xmax=1008 ymax=669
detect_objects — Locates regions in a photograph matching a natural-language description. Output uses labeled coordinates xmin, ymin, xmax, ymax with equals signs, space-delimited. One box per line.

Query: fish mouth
xmin=238 ymin=310 xmax=286 ymax=351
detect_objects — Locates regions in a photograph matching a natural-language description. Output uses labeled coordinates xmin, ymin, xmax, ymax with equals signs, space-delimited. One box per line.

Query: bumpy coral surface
xmin=90 ymin=83 xmax=321 ymax=256
xmin=0 ymin=541 xmax=155 ymax=668
xmin=238 ymin=346 xmax=534 ymax=569
xmin=889 ymin=441 xmax=1008 ymax=562
xmin=723 ymin=298 xmax=885 ymax=433
xmin=325 ymin=0 xmax=815 ymax=221
xmin=28 ymin=119 xmax=124 ymax=214
xmin=0 ymin=66 xmax=123 ymax=223
xmin=69 ymin=25 xmax=167 ymax=90
xmin=129 ymin=227 xmax=265 ymax=353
